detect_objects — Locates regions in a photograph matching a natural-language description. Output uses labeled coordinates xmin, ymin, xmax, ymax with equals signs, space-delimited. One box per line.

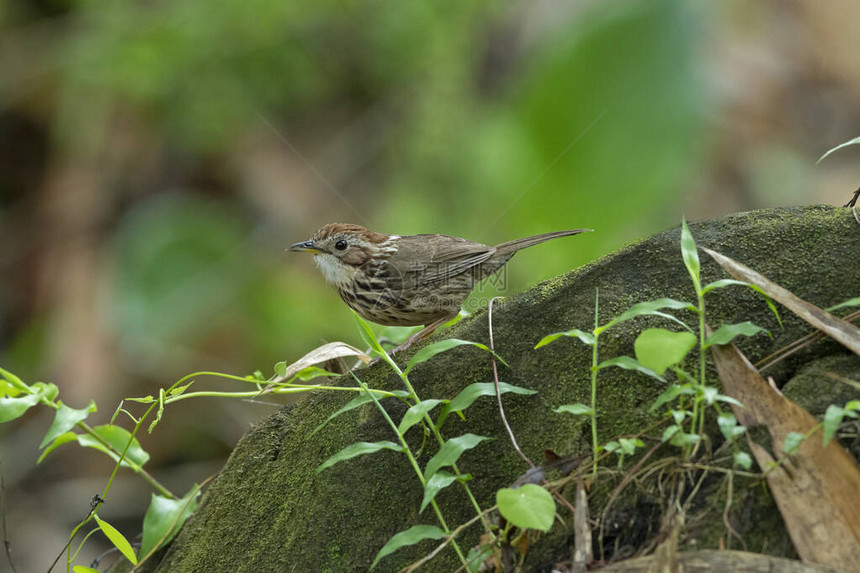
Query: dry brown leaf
xmin=701 ymin=246 xmax=860 ymax=356
xmin=266 ymin=341 xmax=370 ymax=389
xmin=709 ymin=337 xmax=860 ymax=571
xmin=572 ymin=480 xmax=591 ymax=572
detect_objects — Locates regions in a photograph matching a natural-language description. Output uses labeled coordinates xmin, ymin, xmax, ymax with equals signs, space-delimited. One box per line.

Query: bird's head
xmin=289 ymin=223 xmax=395 ymax=286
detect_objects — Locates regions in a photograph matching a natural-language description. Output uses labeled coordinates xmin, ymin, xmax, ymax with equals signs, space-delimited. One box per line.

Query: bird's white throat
xmin=313 ymin=253 xmax=356 ymax=287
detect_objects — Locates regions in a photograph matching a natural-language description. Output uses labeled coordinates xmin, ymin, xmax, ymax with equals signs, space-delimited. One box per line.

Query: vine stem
xmin=76 ymin=422 xmax=173 ymax=498
xmin=163 ymin=385 xmax=397 ymax=404
xmin=404 ymin=506 xmax=496 ymax=573
xmin=360 ymin=382 xmax=468 ymax=567
xmin=696 ymin=288 xmax=707 ymax=438
xmin=51 ymin=396 xmax=163 ymax=572
xmin=378 ymin=349 xmax=489 ymax=531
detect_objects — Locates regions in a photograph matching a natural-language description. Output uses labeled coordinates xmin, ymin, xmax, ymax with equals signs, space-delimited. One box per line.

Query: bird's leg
xmin=389 ymin=314 xmax=458 ymax=355
xmin=361 ymin=314 xmax=457 ymax=368
xmin=845 ymin=186 xmax=860 ymax=208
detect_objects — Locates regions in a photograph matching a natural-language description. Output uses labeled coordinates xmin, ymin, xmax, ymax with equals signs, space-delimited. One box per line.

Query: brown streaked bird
xmin=289 ymin=223 xmax=592 ymax=351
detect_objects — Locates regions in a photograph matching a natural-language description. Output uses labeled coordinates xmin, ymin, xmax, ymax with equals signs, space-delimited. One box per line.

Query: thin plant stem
xmin=591 ymin=288 xmax=600 ymax=478
xmin=68 ymin=528 xmax=100 ymax=564
xmin=378 ymin=349 xmax=489 ymax=530
xmin=76 ymin=422 xmax=173 ymax=498
xmin=360 ymin=382 xmax=468 ymax=567
xmin=163 ymin=385 xmax=396 ymax=404
xmin=54 ymin=397 xmax=160 ymax=572
xmin=697 ymin=289 xmax=707 ymax=438
xmin=404 ymin=506 xmax=496 ymax=573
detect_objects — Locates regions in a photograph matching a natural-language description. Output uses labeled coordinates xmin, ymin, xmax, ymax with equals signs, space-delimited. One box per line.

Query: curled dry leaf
xmin=708 ymin=331 xmax=860 ymax=570
xmin=267 ymin=342 xmax=371 ymax=388
xmin=701 ymin=246 xmax=860 ymax=356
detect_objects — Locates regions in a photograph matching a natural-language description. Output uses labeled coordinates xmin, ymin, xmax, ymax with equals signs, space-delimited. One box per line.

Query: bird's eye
xmin=334 ymin=239 xmax=348 ymax=251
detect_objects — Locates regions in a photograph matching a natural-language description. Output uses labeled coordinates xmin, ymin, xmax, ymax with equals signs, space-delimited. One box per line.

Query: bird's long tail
xmin=493 ymin=229 xmax=592 ymax=255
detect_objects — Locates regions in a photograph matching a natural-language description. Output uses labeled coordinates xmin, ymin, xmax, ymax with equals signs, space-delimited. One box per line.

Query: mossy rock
xmin=126 ymin=205 xmax=860 ymax=572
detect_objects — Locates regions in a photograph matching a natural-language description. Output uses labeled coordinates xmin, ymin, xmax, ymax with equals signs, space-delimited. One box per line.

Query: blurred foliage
xmin=2 ymin=0 xmax=714 ymax=382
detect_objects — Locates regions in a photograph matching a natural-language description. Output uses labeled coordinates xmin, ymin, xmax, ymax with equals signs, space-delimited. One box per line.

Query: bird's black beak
xmin=288 ymin=240 xmax=319 ymax=253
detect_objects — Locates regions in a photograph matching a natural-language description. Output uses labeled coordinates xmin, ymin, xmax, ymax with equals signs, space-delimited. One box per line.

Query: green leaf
xmin=535 ymin=328 xmax=594 ymax=349
xmin=618 ymin=437 xmax=643 ymax=456
xmin=554 ymin=403 xmax=593 ymax=416
xmin=661 ymin=425 xmax=680 ymax=443
xmin=634 ymin=328 xmax=697 ymax=375
xmin=827 ymin=296 xmax=860 ymax=312
xmin=0 ymin=366 xmax=28 ymax=394
xmin=420 ymin=471 xmax=458 ymax=513
xmin=782 ymin=432 xmax=805 ymax=455
xmin=312 ymin=390 xmax=409 ymax=436
xmin=704 ymin=321 xmax=768 ymax=348
xmin=603 ymin=298 xmax=695 ymax=332
xmin=398 ymin=400 xmax=444 ymax=434
xmin=168 ymin=383 xmax=193 ymax=396
xmin=817 ymin=136 xmax=860 ymax=163
xmin=353 ymin=311 xmax=387 ymax=357
xmin=671 ymin=409 xmax=687 ymax=425
xmin=40 ymin=400 xmax=97 ymax=449
xmin=702 ymin=386 xmax=718 ymax=405
xmin=466 ymin=545 xmax=494 ymax=573
xmin=701 ymin=278 xmax=749 ymax=295
xmin=650 ymin=384 xmax=694 ymax=412
xmin=669 ymin=431 xmax=700 ymax=448
xmin=274 ymin=361 xmax=287 ymax=377
xmin=316 ymin=441 xmax=403 ymax=473
xmin=424 ymin=434 xmax=490 ymax=480
xmin=291 ymin=366 xmax=340 ymax=381
xmin=437 ymin=383 xmax=536 ymax=427
xmin=822 ymin=405 xmax=845 ymax=446
xmin=714 ymin=393 xmax=744 ymax=408
xmin=33 ymin=382 xmax=59 ymax=402
xmin=0 ymin=376 xmax=21 ymax=398
xmin=702 ymin=279 xmax=781 ymax=329
xmin=371 ymin=525 xmax=447 ymax=570
xmin=73 ymin=566 xmax=101 ymax=573
xmin=597 ymin=355 xmax=665 ymax=383
xmin=680 ymin=218 xmax=700 ymax=288
xmin=406 ymin=339 xmax=506 ymax=374
xmin=0 ymin=393 xmax=41 ymax=423
xmin=77 ymin=425 xmax=150 ymax=470
xmin=312 ymin=393 xmax=374 ymax=436
xmin=717 ymin=413 xmax=745 ymax=442
xmin=38 ymin=431 xmax=78 ymax=463
xmin=94 ymin=514 xmax=138 ymax=564
xmin=140 ymin=485 xmax=201 ymax=558
xmin=734 ymin=451 xmax=752 ymax=471
xmin=750 ymin=285 xmax=782 ymax=327
xmin=496 ymin=484 xmax=556 ymax=532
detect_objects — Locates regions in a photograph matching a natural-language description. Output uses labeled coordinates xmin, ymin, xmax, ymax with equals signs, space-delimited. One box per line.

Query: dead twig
xmin=487 ymin=297 xmax=534 ymax=469
xmin=0 ymin=461 xmax=19 ymax=573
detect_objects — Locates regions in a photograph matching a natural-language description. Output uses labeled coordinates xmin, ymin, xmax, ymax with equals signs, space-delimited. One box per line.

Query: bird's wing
xmin=381 ymin=234 xmax=496 ymax=287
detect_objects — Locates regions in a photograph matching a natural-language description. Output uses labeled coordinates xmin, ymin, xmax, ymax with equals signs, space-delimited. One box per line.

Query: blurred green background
xmin=1 ymin=0 xmax=859 ymax=569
